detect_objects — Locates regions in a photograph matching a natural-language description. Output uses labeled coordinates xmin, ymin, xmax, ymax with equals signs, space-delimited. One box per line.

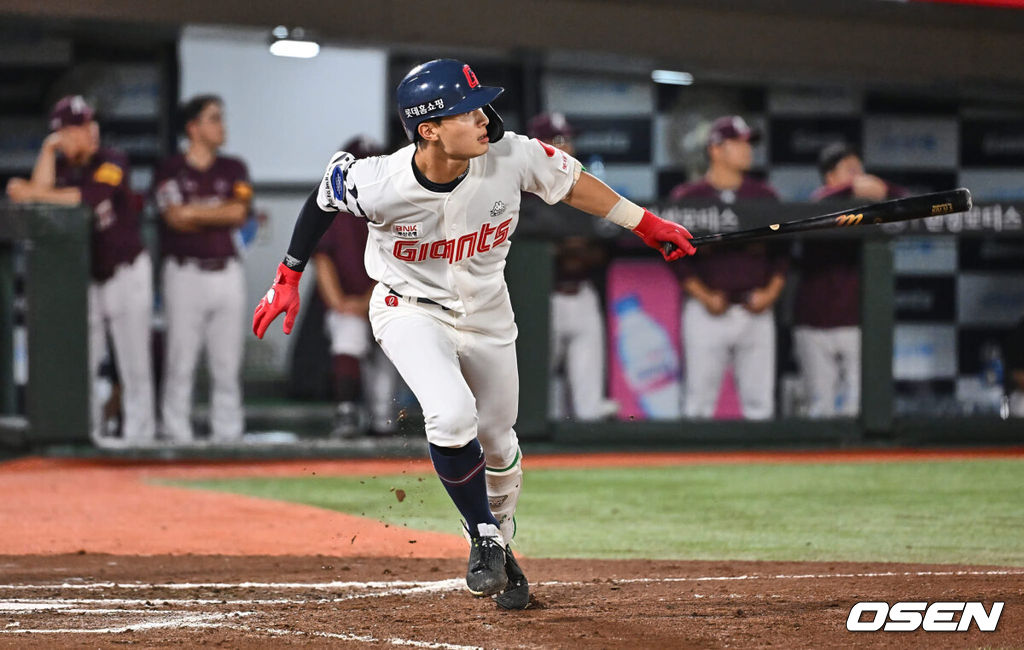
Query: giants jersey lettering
xmin=316 ymin=133 xmax=580 ymax=313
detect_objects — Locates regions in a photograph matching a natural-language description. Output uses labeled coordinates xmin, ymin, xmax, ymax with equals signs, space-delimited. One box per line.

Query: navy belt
xmin=171 ymin=255 xmax=232 ymax=272
xmin=388 ymin=288 xmax=450 ymax=310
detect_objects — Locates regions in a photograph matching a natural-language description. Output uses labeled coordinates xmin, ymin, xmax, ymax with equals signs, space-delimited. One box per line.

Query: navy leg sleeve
xmin=429 ymin=439 xmax=500 ymax=535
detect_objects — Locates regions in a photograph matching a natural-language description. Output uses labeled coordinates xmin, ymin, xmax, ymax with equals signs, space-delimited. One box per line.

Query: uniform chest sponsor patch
xmin=393 ymin=223 xmax=421 ymax=239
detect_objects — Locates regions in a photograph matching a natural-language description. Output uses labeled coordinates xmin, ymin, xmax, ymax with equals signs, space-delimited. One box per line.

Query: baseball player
xmin=313 ymin=136 xmax=401 ymax=438
xmin=252 ymin=59 xmax=695 ymax=608
xmin=6 ymin=95 xmax=155 ymax=447
xmin=795 ymin=143 xmax=908 ymax=417
xmin=1005 ymin=317 xmax=1024 ymax=418
xmin=669 ymin=115 xmax=787 ymax=420
xmin=526 ymin=113 xmax=618 ymax=421
xmin=153 ymin=95 xmax=252 ymax=443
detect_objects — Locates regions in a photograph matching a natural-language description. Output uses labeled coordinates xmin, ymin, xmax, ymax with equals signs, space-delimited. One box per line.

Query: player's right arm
xmin=252 ymin=151 xmax=359 ymax=339
xmin=515 ymin=135 xmax=694 ymax=262
xmin=563 ymin=171 xmax=696 ymax=262
xmin=7 ymin=133 xmax=82 ymax=205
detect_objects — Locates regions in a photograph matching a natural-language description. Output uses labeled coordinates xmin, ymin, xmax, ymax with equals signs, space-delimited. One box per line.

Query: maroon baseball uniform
xmin=154 ymin=152 xmax=252 ymax=443
xmin=670 ymin=177 xmax=788 ymax=302
xmin=797 ymin=183 xmax=908 ymax=328
xmin=315 ymin=213 xmax=374 ymax=295
xmin=56 ymin=147 xmax=144 ymax=281
xmin=153 ymin=154 xmax=252 ymax=261
xmin=670 ymin=175 xmax=784 ymax=420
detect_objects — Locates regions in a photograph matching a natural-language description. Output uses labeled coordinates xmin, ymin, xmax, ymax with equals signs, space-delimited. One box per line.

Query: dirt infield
xmin=2 ymin=449 xmax=1023 ymax=647
xmin=0 ymin=555 xmax=1020 ymax=648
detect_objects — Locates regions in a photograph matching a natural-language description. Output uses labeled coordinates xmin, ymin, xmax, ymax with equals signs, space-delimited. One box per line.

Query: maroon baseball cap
xmin=340 ymin=135 xmax=385 ymax=159
xmin=707 ymin=115 xmax=760 ymax=146
xmin=527 ymin=112 xmax=575 ymax=141
xmin=49 ymin=95 xmax=95 ymax=131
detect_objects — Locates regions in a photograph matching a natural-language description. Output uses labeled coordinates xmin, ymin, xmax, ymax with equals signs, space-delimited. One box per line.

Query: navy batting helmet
xmin=396 ymin=58 xmax=505 ymax=143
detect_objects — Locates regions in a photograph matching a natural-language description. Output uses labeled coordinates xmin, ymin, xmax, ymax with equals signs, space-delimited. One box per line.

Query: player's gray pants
xmin=550 ymin=281 xmax=615 ymax=420
xmin=683 ymin=300 xmax=776 ymax=420
xmin=325 ymin=310 xmax=400 ymax=432
xmin=1010 ymin=390 xmax=1024 ymax=418
xmin=88 ymin=251 xmax=156 ymax=445
xmin=793 ymin=325 xmax=861 ymax=417
xmin=161 ymin=258 xmax=245 ymax=443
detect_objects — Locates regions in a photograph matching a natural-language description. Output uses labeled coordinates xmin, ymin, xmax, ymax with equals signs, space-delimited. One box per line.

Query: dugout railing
xmin=0 ymin=199 xmax=1020 ymax=452
xmin=511 ymin=198 xmax=1024 ymax=447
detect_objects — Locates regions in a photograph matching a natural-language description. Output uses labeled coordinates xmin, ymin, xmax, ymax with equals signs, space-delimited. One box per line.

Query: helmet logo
xmin=462 ymin=65 xmax=479 ymax=89
xmin=385 ymin=295 xmax=399 ymax=307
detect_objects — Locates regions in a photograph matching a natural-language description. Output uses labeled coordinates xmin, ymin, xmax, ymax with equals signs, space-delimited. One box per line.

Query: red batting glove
xmin=632 ymin=210 xmax=697 ymax=261
xmin=252 ymin=263 xmax=302 ymax=339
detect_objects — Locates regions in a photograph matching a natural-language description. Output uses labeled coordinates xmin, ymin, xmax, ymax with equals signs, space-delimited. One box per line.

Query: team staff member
xmin=796 ymin=143 xmax=908 ymax=417
xmin=154 ymin=95 xmax=252 ymax=444
xmin=6 ymin=95 xmax=155 ymax=447
xmin=313 ymin=137 xmax=400 ymax=438
xmin=1004 ymin=317 xmax=1024 ymax=418
xmin=526 ymin=113 xmax=617 ymax=421
xmin=669 ymin=115 xmax=787 ymax=420
xmin=252 ymin=59 xmax=695 ymax=609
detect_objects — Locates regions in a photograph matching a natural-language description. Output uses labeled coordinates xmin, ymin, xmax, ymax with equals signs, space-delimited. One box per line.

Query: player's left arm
xmin=6 ymin=180 xmax=81 ymax=205
xmin=562 ymin=171 xmax=695 ymax=261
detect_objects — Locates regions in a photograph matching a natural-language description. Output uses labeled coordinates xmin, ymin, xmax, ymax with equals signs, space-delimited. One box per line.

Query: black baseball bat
xmin=662 ymin=188 xmax=972 ymax=254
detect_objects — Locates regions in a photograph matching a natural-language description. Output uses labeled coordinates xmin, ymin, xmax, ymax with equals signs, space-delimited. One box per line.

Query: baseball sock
xmin=429 ymin=439 xmax=501 ymax=538
xmin=332 ymin=355 xmax=362 ymax=402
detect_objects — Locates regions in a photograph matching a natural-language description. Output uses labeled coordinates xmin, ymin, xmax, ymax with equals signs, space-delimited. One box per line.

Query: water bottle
xmin=980 ymin=342 xmax=1005 ymax=413
xmin=614 ymin=294 xmax=681 ymax=418
xmin=981 ymin=342 xmax=1005 ymax=387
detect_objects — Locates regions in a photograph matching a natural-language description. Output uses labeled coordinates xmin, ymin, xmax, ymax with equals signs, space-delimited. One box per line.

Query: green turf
xmin=159 ymin=459 xmax=1024 ymax=565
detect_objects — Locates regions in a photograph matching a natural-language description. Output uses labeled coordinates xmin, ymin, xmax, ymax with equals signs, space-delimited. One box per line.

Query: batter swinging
xmin=252 ymin=59 xmax=695 ymax=609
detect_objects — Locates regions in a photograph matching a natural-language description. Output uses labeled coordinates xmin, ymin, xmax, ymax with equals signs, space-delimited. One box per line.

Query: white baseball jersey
xmin=315 ymin=133 xmax=581 ymax=316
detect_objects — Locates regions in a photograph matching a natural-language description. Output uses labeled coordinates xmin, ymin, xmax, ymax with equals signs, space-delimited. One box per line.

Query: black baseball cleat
xmin=494 ymin=545 xmax=529 ymax=610
xmin=466 ymin=535 xmax=508 ymax=597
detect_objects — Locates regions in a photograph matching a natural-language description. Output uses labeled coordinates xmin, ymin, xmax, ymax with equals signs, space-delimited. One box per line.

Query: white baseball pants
xmin=88 ymin=251 xmax=156 ymax=445
xmin=161 ymin=257 xmax=245 ymax=442
xmin=683 ymin=300 xmax=776 ymax=420
xmin=793 ymin=325 xmax=862 ymax=418
xmin=368 ymin=283 xmax=519 ymax=466
xmin=549 ymin=281 xmax=611 ymax=420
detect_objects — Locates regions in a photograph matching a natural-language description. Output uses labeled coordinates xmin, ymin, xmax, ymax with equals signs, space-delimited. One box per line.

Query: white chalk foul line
xmin=1 ymin=569 xmax=1022 ymax=595
xmin=0 ymin=579 xmax=466 ymax=609
xmin=241 ymin=624 xmax=484 ymax=650
xmin=0 ymin=607 xmax=482 ymax=650
xmin=0 ymin=611 xmax=253 ymax=634
xmin=0 ymin=578 xmax=464 ymax=590
xmin=603 ymin=568 xmax=1024 ymax=584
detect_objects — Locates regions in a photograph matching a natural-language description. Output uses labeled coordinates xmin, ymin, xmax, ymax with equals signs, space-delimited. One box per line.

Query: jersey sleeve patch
xmin=233 ymin=180 xmax=253 ymax=201
xmin=318 ymin=151 xmax=368 ymax=218
xmin=92 ymin=162 xmax=124 ymax=187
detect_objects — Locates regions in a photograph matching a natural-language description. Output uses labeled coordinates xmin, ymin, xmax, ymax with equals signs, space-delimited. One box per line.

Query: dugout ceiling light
xmin=652 ymin=70 xmax=694 ymax=86
xmin=269 ymin=26 xmax=320 ymax=59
